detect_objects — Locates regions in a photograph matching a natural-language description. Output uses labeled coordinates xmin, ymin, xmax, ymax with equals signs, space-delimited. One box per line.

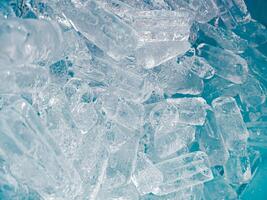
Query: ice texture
xmin=0 ymin=0 xmax=266 ymax=199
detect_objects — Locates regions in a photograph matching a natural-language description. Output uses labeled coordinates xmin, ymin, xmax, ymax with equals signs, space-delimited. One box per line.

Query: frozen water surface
xmin=0 ymin=0 xmax=267 ymax=199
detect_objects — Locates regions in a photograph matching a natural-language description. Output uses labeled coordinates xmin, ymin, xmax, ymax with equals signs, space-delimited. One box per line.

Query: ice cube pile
xmin=0 ymin=0 xmax=267 ymax=199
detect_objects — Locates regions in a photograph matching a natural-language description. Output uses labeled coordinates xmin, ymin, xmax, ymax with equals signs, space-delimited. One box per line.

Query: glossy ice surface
xmin=0 ymin=0 xmax=267 ymax=199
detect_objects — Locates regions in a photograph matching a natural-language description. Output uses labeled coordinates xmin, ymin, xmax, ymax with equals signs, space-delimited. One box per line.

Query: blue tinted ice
xmin=0 ymin=0 xmax=266 ymax=199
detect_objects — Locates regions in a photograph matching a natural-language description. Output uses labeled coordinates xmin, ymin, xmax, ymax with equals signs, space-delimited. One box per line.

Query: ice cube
xmin=152 ymin=58 xmax=204 ymax=95
xmin=132 ymin=153 xmax=164 ymax=195
xmin=103 ymin=134 xmax=139 ymax=189
xmin=150 ymin=98 xmax=208 ymax=132
xmin=0 ymin=18 xmax=63 ymax=66
xmin=58 ymin=0 xmax=138 ymax=60
xmin=153 ymin=151 xmax=213 ymax=195
xmin=197 ymin=43 xmax=248 ymax=84
xmin=212 ymin=96 xmax=249 ymax=154
xmin=197 ymin=111 xmax=229 ymax=166
xmin=154 ymin=125 xmax=195 ymax=158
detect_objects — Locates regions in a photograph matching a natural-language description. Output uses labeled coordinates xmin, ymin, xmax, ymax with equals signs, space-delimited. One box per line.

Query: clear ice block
xmin=152 ymin=58 xmax=204 ymax=95
xmin=97 ymin=183 xmax=139 ymax=200
xmin=212 ymin=96 xmax=249 ymax=154
xmin=224 ymin=153 xmax=251 ymax=185
xmin=103 ymin=134 xmax=139 ymax=189
xmin=132 ymin=153 xmax=164 ymax=195
xmin=0 ymin=99 xmax=81 ymax=199
xmin=58 ymin=0 xmax=138 ymax=60
xmin=101 ymin=93 xmax=144 ymax=130
xmin=134 ymin=40 xmax=191 ymax=69
xmin=154 ymin=125 xmax=195 ymax=158
xmin=197 ymin=43 xmax=248 ymax=84
xmin=150 ymin=97 xmax=208 ymax=132
xmin=153 ymin=151 xmax=213 ymax=195
xmin=197 ymin=111 xmax=229 ymax=166
xmin=0 ymin=18 xmax=63 ymax=66
xmin=192 ymin=22 xmax=248 ymax=53
xmin=127 ymin=9 xmax=192 ymax=43
xmin=203 ymin=177 xmax=238 ymax=200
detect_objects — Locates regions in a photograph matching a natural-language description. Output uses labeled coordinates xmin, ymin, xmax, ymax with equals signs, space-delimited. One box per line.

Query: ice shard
xmin=102 ymin=134 xmax=139 ymax=189
xmin=0 ymin=18 xmax=63 ymax=66
xmin=246 ymin=121 xmax=267 ymax=148
xmin=197 ymin=43 xmax=248 ymax=84
xmin=150 ymin=58 xmax=204 ymax=95
xmin=132 ymin=153 xmax=164 ymax=195
xmin=204 ymin=177 xmax=238 ymax=200
xmin=0 ymin=0 xmax=265 ymax=199
xmin=224 ymin=153 xmax=252 ymax=185
xmin=192 ymin=22 xmax=248 ymax=53
xmin=0 ymin=99 xmax=81 ymax=199
xmin=165 ymin=0 xmax=218 ymax=23
xmin=197 ymin=111 xmax=229 ymax=166
xmin=58 ymin=0 xmax=138 ymax=60
xmin=97 ymin=183 xmax=139 ymax=200
xmin=100 ymin=93 xmax=144 ymax=130
xmin=153 ymin=151 xmax=213 ymax=195
xmin=126 ymin=9 xmax=192 ymax=43
xmin=150 ymin=98 xmax=208 ymax=132
xmin=154 ymin=125 xmax=195 ymax=158
xmin=134 ymin=40 xmax=191 ymax=69
xmin=213 ymin=0 xmax=250 ymax=29
xmin=212 ymin=96 xmax=249 ymax=154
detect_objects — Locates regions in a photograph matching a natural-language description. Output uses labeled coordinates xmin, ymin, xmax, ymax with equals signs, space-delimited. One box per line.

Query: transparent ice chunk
xmin=58 ymin=0 xmax=138 ymax=60
xmin=190 ymin=56 xmax=215 ymax=79
xmin=131 ymin=153 xmax=164 ymax=195
xmin=154 ymin=125 xmax=195 ymax=158
xmin=153 ymin=151 xmax=213 ymax=195
xmin=101 ymin=93 xmax=144 ymax=130
xmin=213 ymin=0 xmax=250 ymax=29
xmin=140 ymin=184 xmax=204 ymax=200
xmin=71 ymin=102 xmax=98 ymax=134
xmin=239 ymin=75 xmax=266 ymax=108
xmin=202 ymin=76 xmax=239 ymax=102
xmin=165 ymin=0 xmax=218 ymax=23
xmin=151 ymin=58 xmax=204 ymax=95
xmin=103 ymin=120 xmax=138 ymax=152
xmin=0 ymin=18 xmax=63 ymax=66
xmin=176 ymin=49 xmax=215 ymax=79
xmin=103 ymin=134 xmax=139 ymax=189
xmin=135 ymin=40 xmax=191 ymax=69
xmin=197 ymin=43 xmax=248 ymax=84
xmin=212 ymin=96 xmax=249 ymax=154
xmin=96 ymin=0 xmax=134 ymax=19
xmin=150 ymin=98 xmax=208 ymax=132
xmin=97 ymin=183 xmax=139 ymax=200
xmin=0 ymin=99 xmax=81 ymax=199
xmin=224 ymin=153 xmax=251 ymax=186
xmin=0 ymin=164 xmax=44 ymax=200
xmin=110 ymin=66 xmax=152 ymax=102
xmin=72 ymin=128 xmax=109 ymax=200
xmin=127 ymin=9 xmax=192 ymax=43
xmin=86 ymin=55 xmax=152 ymax=102
xmin=243 ymin=48 xmax=267 ymax=84
xmin=113 ymin=0 xmax=170 ymax=10
xmin=203 ymin=177 xmax=238 ymax=200
xmin=192 ymin=22 xmax=248 ymax=53
xmin=0 ymin=66 xmax=48 ymax=95
xmin=197 ymin=111 xmax=229 ymax=166
xmin=234 ymin=19 xmax=267 ymax=46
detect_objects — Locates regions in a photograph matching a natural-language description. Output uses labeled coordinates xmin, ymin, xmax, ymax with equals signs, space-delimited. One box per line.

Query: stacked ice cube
xmin=0 ymin=0 xmax=267 ymax=199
